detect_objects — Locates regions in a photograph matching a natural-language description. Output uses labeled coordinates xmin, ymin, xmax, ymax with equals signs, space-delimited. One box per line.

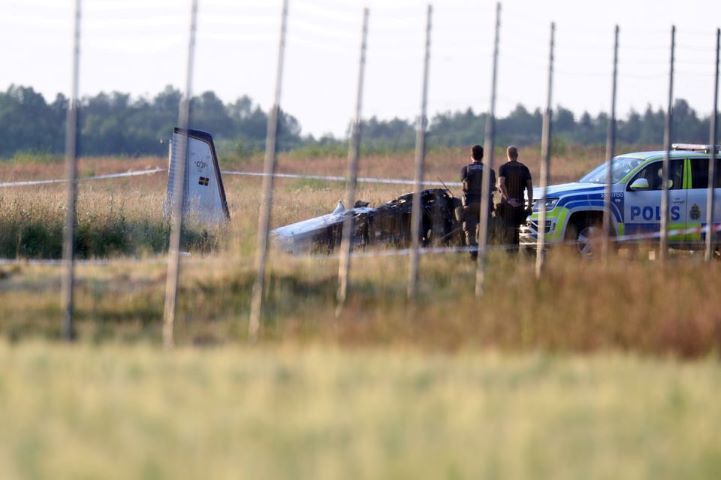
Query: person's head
xmin=471 ymin=144 xmax=484 ymax=162
xmin=507 ymin=145 xmax=518 ymax=161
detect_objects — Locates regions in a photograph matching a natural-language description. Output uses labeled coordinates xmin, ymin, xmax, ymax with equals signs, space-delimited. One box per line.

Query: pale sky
xmin=3 ymin=0 xmax=720 ymax=137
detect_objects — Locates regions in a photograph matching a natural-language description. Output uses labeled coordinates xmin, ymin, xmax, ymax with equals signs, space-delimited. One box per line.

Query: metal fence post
xmin=535 ymin=22 xmax=555 ymax=279
xmin=337 ymin=8 xmax=370 ymax=311
xmin=249 ymin=0 xmax=289 ymax=341
xmin=475 ymin=2 xmax=501 ymax=297
xmin=162 ymin=0 xmax=198 ymax=348
xmin=705 ymin=28 xmax=720 ymax=262
xmin=660 ymin=25 xmax=675 ymax=263
xmin=407 ymin=4 xmax=433 ymax=299
xmin=602 ymin=25 xmax=619 ymax=262
xmin=61 ymin=0 xmax=82 ymax=342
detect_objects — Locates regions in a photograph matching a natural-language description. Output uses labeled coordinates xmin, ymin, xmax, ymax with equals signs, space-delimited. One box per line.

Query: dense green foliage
xmin=0 ymin=85 xmax=302 ymax=157
xmin=1 ymin=84 xmax=717 ymax=158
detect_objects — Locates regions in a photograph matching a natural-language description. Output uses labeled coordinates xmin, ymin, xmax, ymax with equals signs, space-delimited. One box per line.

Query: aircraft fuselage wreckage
xmin=272 ymin=190 xmax=464 ymax=254
xmin=166 ymin=129 xmax=467 ymax=253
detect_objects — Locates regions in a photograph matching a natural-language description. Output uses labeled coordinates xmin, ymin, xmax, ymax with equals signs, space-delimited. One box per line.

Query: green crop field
xmin=1 ymin=146 xmax=720 ymax=478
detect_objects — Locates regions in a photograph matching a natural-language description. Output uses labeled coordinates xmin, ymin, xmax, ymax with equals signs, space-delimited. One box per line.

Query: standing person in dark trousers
xmin=460 ymin=144 xmax=496 ymax=260
xmin=498 ymin=146 xmax=533 ymax=251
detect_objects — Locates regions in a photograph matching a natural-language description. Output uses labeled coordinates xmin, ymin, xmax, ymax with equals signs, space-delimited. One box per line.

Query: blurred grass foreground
xmin=0 ymin=344 xmax=720 ymax=480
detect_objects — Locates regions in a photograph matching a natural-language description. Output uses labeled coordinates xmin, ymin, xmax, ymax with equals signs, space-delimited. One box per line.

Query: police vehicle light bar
xmin=671 ymin=143 xmax=720 ymax=153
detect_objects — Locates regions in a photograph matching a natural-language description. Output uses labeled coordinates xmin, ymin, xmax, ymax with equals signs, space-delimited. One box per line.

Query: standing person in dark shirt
xmin=497 ymin=145 xmax=533 ymax=250
xmin=460 ymin=144 xmax=496 ymax=259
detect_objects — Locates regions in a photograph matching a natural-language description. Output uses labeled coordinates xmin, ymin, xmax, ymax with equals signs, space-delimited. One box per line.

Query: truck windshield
xmin=579 ymin=156 xmax=645 ymax=184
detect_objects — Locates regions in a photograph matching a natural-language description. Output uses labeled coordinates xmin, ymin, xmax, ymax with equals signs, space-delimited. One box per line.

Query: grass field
xmin=2 ymin=145 xmax=720 ymax=479
xmin=0 ymin=144 xmax=626 ymax=259
xmin=1 ymin=145 xmax=718 ymax=354
xmin=0 ymin=344 xmax=720 ymax=480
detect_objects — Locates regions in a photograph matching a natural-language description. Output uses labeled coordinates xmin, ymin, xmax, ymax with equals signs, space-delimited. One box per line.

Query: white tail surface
xmin=166 ymin=129 xmax=230 ymax=223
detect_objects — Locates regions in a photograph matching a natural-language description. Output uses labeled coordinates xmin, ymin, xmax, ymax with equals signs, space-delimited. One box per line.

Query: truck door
xmin=686 ymin=157 xmax=721 ymax=245
xmin=624 ymin=159 xmax=686 ymax=242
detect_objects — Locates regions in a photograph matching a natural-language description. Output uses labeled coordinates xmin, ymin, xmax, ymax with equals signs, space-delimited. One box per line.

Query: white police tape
xmin=0 ymin=167 xmax=165 ymax=188
xmin=222 ymin=170 xmax=462 ymax=188
xmin=2 ymin=167 xmax=719 ymax=256
xmin=0 ymin=168 xmax=461 ymax=189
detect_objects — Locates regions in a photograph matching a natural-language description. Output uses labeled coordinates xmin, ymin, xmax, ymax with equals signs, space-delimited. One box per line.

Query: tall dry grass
xmin=262 ymin=144 xmax=608 ymax=185
xmin=0 ymin=144 xmax=611 ymax=259
xmin=2 ymin=149 xmax=719 ymax=480
xmin=0 ymin=176 xmax=219 ymax=258
xmin=1 ymin=146 xmax=717 ymax=356
xmin=2 ymin=251 xmax=721 ymax=357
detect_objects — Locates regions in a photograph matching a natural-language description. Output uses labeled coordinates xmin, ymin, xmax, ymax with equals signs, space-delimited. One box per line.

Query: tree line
xmin=0 ymin=84 xmax=717 ymax=158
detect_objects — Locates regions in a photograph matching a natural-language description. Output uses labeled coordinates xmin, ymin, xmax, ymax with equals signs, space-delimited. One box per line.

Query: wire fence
xmin=1 ymin=0 xmax=720 ymax=345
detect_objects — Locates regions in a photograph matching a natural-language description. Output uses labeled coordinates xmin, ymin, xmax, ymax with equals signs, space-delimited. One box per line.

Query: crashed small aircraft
xmin=165 ymin=128 xmax=470 ymax=254
xmin=272 ymin=189 xmax=466 ymax=254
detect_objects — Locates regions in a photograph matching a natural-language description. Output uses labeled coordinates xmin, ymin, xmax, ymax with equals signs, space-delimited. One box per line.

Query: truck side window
xmin=690 ymin=158 xmax=709 ymax=188
xmin=632 ymin=160 xmax=684 ymax=190
xmin=689 ymin=158 xmax=721 ymax=189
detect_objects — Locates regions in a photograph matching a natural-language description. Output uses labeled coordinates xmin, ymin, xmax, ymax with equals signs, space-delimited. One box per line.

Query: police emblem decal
xmin=690 ymin=204 xmax=701 ymax=220
xmin=198 ymin=176 xmax=209 ymax=186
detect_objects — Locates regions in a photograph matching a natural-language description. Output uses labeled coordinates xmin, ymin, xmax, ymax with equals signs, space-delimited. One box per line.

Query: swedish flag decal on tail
xmin=165 ymin=128 xmax=230 ymax=223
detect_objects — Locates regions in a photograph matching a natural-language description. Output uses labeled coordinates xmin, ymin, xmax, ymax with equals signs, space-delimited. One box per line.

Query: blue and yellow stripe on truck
xmin=529 ymin=186 xmax=621 ymax=241
xmin=527 ymin=189 xmax=689 ymax=243
xmin=683 ymin=157 xmax=704 ymax=243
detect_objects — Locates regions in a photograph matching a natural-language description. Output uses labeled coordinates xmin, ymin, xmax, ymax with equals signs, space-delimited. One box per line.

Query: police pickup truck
xmin=519 ymin=144 xmax=721 ymax=254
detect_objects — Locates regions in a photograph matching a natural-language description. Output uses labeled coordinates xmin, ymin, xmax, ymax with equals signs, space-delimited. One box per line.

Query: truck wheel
xmin=566 ymin=219 xmax=604 ymax=257
xmin=575 ymin=225 xmax=602 ymax=256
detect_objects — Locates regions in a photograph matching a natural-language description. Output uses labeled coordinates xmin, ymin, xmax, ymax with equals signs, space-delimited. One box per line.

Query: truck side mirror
xmin=629 ymin=178 xmax=649 ymax=191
